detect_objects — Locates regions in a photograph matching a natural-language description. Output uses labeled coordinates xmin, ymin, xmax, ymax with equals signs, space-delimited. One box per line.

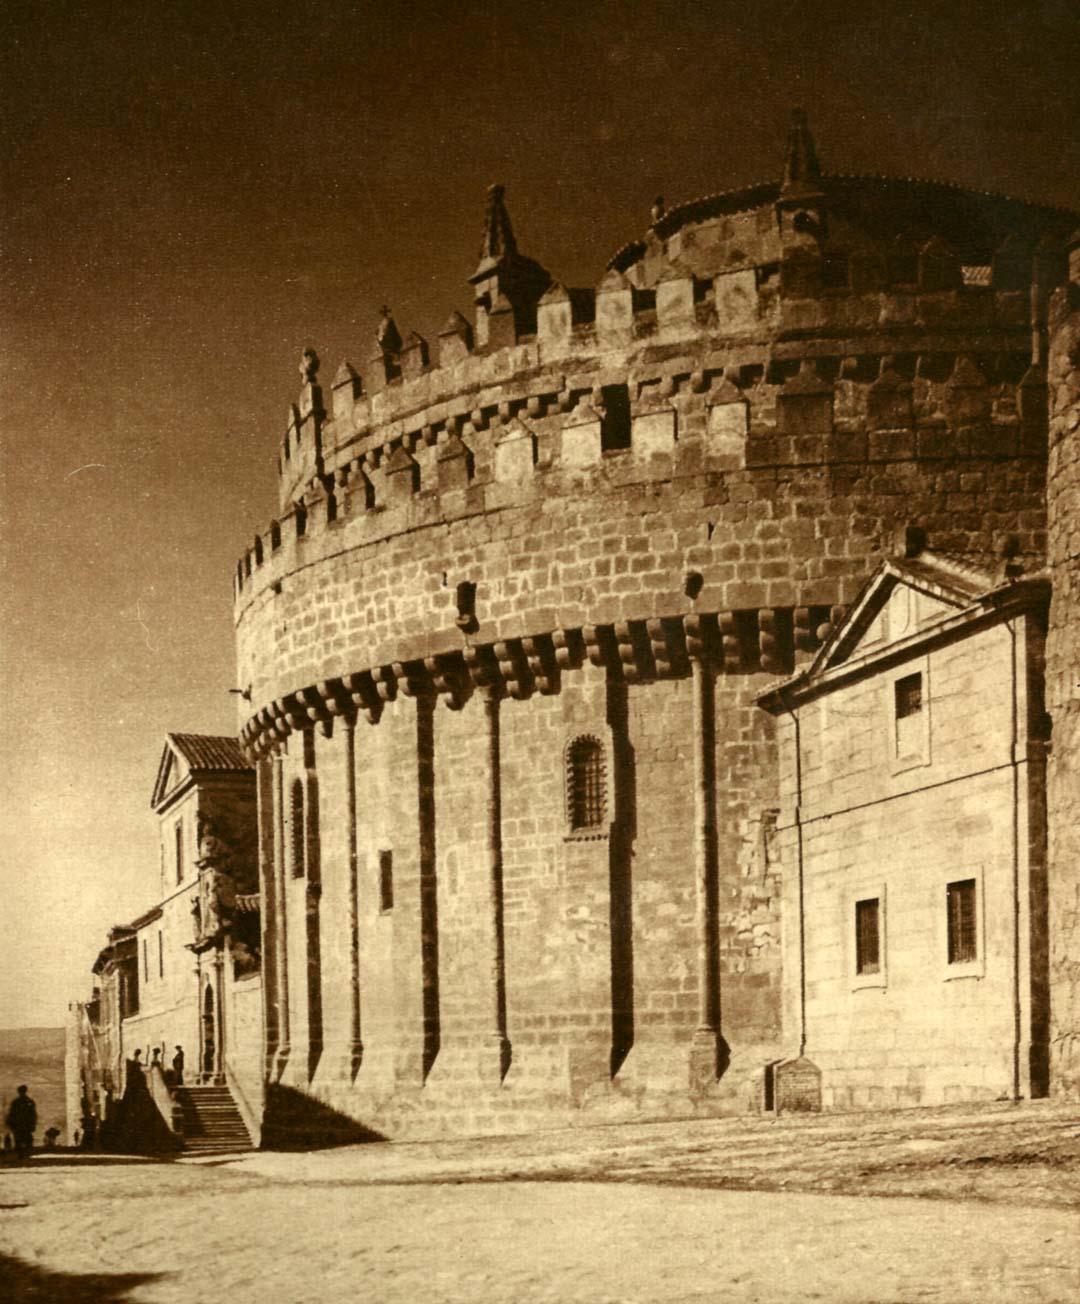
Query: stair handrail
xmin=147 ymin=1063 xmax=184 ymax=1137
xmin=79 ymin=1002 xmax=104 ymax=1073
xmin=222 ymin=1055 xmax=262 ymax=1146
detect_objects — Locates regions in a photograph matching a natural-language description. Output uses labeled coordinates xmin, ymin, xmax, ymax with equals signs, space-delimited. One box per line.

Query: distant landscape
xmin=0 ymin=1027 xmax=67 ymax=1145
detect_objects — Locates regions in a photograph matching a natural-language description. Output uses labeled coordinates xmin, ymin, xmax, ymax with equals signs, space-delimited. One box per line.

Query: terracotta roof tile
xmin=167 ymin=733 xmax=250 ymax=773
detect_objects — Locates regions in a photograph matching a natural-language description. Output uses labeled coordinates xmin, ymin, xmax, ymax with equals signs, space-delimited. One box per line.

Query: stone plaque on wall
xmin=714 ymin=268 xmax=758 ymax=332
xmin=775 ymin=1057 xmax=822 ymax=1113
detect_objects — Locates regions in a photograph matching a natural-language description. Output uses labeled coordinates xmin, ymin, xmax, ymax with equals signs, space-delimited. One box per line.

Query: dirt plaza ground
xmin=1 ymin=1100 xmax=1079 ymax=1302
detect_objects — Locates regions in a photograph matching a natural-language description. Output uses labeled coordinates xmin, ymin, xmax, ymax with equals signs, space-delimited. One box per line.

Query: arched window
xmin=567 ymin=736 xmax=606 ymax=832
xmin=290 ymin=778 xmax=305 ymax=878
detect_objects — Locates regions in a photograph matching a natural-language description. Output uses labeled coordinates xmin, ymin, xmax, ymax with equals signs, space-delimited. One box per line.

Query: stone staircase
xmin=174 ymin=1085 xmax=255 ymax=1155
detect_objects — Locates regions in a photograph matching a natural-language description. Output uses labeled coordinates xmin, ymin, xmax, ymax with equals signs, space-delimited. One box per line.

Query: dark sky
xmin=2 ymin=0 xmax=1078 ymax=1026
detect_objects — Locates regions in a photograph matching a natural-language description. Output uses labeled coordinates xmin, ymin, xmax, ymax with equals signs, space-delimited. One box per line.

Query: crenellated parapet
xmin=235 ymin=112 xmax=1076 ymax=740
xmin=266 ymin=112 xmax=1073 ymax=529
xmin=240 ymin=333 xmax=1055 ymax=608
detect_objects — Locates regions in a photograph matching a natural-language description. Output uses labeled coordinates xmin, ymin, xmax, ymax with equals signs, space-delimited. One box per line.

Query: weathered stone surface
xmin=228 ymin=128 xmax=1078 ymax=1141
xmin=1046 ymin=259 xmax=1080 ymax=1098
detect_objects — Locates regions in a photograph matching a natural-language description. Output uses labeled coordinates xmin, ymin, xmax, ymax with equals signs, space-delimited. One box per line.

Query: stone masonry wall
xmin=263 ymin=660 xmax=786 ymax=1138
xmin=236 ymin=359 xmax=1049 ymax=710
xmin=236 ymin=175 xmax=1075 ymax=1139
xmin=776 ymin=614 xmax=1047 ymax=1109
xmin=1047 ymin=245 xmax=1080 ymax=1095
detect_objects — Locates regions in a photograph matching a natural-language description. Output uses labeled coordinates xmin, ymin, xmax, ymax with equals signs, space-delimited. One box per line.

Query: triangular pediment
xmin=151 ymin=741 xmax=188 ymax=810
xmin=150 ymin=733 xmax=250 ymax=810
xmin=808 ymin=551 xmax=999 ymax=680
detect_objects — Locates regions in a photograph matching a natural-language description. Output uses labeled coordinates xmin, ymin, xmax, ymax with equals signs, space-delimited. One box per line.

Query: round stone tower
xmin=234 ymin=115 xmax=1077 ymax=1140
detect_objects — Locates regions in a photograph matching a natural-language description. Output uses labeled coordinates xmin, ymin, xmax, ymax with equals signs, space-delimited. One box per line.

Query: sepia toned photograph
xmin=1 ymin=1 xmax=1078 ymax=1299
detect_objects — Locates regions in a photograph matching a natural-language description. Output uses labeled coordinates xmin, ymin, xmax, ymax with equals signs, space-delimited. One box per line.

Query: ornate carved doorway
xmin=202 ymin=983 xmax=216 ymax=1079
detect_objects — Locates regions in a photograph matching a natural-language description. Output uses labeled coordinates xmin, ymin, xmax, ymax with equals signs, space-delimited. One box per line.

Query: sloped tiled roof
xmin=127 ymin=905 xmax=163 ymax=930
xmin=888 ymin=550 xmax=1000 ymax=605
xmin=607 ymin=174 xmax=1077 ymax=274
xmin=166 ymin=733 xmax=250 ymax=773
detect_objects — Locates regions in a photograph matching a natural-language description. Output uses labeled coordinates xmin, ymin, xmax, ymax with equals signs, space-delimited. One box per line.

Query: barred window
xmin=290 ymin=779 xmax=305 ymax=878
xmin=855 ymin=898 xmax=881 ymax=975
xmin=567 ymin=736 xmax=605 ymax=831
xmin=947 ymin=879 xmax=977 ymax=964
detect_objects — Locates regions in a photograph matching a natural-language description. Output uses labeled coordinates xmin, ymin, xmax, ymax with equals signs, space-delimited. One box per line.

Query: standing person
xmin=6 ymin=1086 xmax=37 ymax=1161
xmin=150 ymin=1048 xmax=162 ymax=1071
xmin=172 ymin=1045 xmax=185 ymax=1086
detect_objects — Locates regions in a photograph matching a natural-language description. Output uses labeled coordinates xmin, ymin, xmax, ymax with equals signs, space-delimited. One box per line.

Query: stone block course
xmin=226 ymin=127 xmax=1080 ymax=1142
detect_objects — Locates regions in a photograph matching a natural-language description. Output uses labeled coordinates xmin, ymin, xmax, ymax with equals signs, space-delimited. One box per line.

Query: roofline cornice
xmin=757 ymin=576 xmax=1049 ymax=713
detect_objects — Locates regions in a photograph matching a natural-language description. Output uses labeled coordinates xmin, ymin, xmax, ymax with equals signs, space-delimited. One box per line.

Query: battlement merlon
xmin=273 ymin=259 xmax=1070 ymax=512
xmin=260 ymin=112 xmax=1077 ymax=539
xmin=273 ymin=140 xmax=1074 ymax=509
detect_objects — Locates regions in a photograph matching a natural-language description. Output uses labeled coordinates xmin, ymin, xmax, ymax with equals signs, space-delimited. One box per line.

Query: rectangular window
xmin=855 ymin=898 xmax=881 ymax=975
xmin=158 ymin=930 xmax=164 ymax=979
xmin=894 ymin=671 xmax=923 ymax=758
xmin=378 ymin=850 xmax=394 ymax=913
xmin=122 ymin=968 xmax=140 ymax=1017
xmin=895 ymin=671 xmax=922 ymax=717
xmin=947 ymin=879 xmax=978 ymax=964
xmin=175 ymin=822 xmax=184 ymax=885
xmin=143 ymin=939 xmax=149 ymax=983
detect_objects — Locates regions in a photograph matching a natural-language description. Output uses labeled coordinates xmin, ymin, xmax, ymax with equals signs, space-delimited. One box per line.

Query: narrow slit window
xmin=855 ymin=898 xmax=880 ymax=975
xmin=379 ymin=850 xmax=394 ymax=912
xmin=947 ymin=879 xmax=977 ymax=964
xmin=290 ymin=779 xmax=305 ymax=878
xmin=568 ymin=736 xmax=605 ymax=831
xmin=158 ymin=930 xmax=164 ymax=979
xmin=175 ymin=822 xmax=184 ymax=885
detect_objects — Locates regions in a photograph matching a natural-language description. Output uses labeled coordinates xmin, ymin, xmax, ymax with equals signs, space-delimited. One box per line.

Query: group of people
xmin=127 ymin=1045 xmax=185 ymax=1085
xmin=3 ymin=1044 xmax=188 ymax=1161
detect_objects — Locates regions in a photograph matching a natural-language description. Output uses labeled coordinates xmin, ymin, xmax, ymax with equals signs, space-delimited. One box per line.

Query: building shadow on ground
xmin=2 ymin=1154 xmax=167 ymax=1169
xmin=0 ymin=1251 xmax=164 ymax=1302
xmin=261 ymin=1084 xmax=388 ymax=1150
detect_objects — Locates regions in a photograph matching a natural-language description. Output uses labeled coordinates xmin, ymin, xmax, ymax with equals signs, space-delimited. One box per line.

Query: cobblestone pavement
xmin=1 ymin=1101 xmax=1078 ymax=1302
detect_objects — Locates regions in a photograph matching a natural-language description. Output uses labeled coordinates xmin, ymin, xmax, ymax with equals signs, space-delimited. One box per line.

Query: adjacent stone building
xmin=759 ymin=548 xmax=1050 ymax=1109
xmin=69 ymin=735 xmax=263 ymax=1151
xmin=225 ymin=113 xmax=1080 ymax=1141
